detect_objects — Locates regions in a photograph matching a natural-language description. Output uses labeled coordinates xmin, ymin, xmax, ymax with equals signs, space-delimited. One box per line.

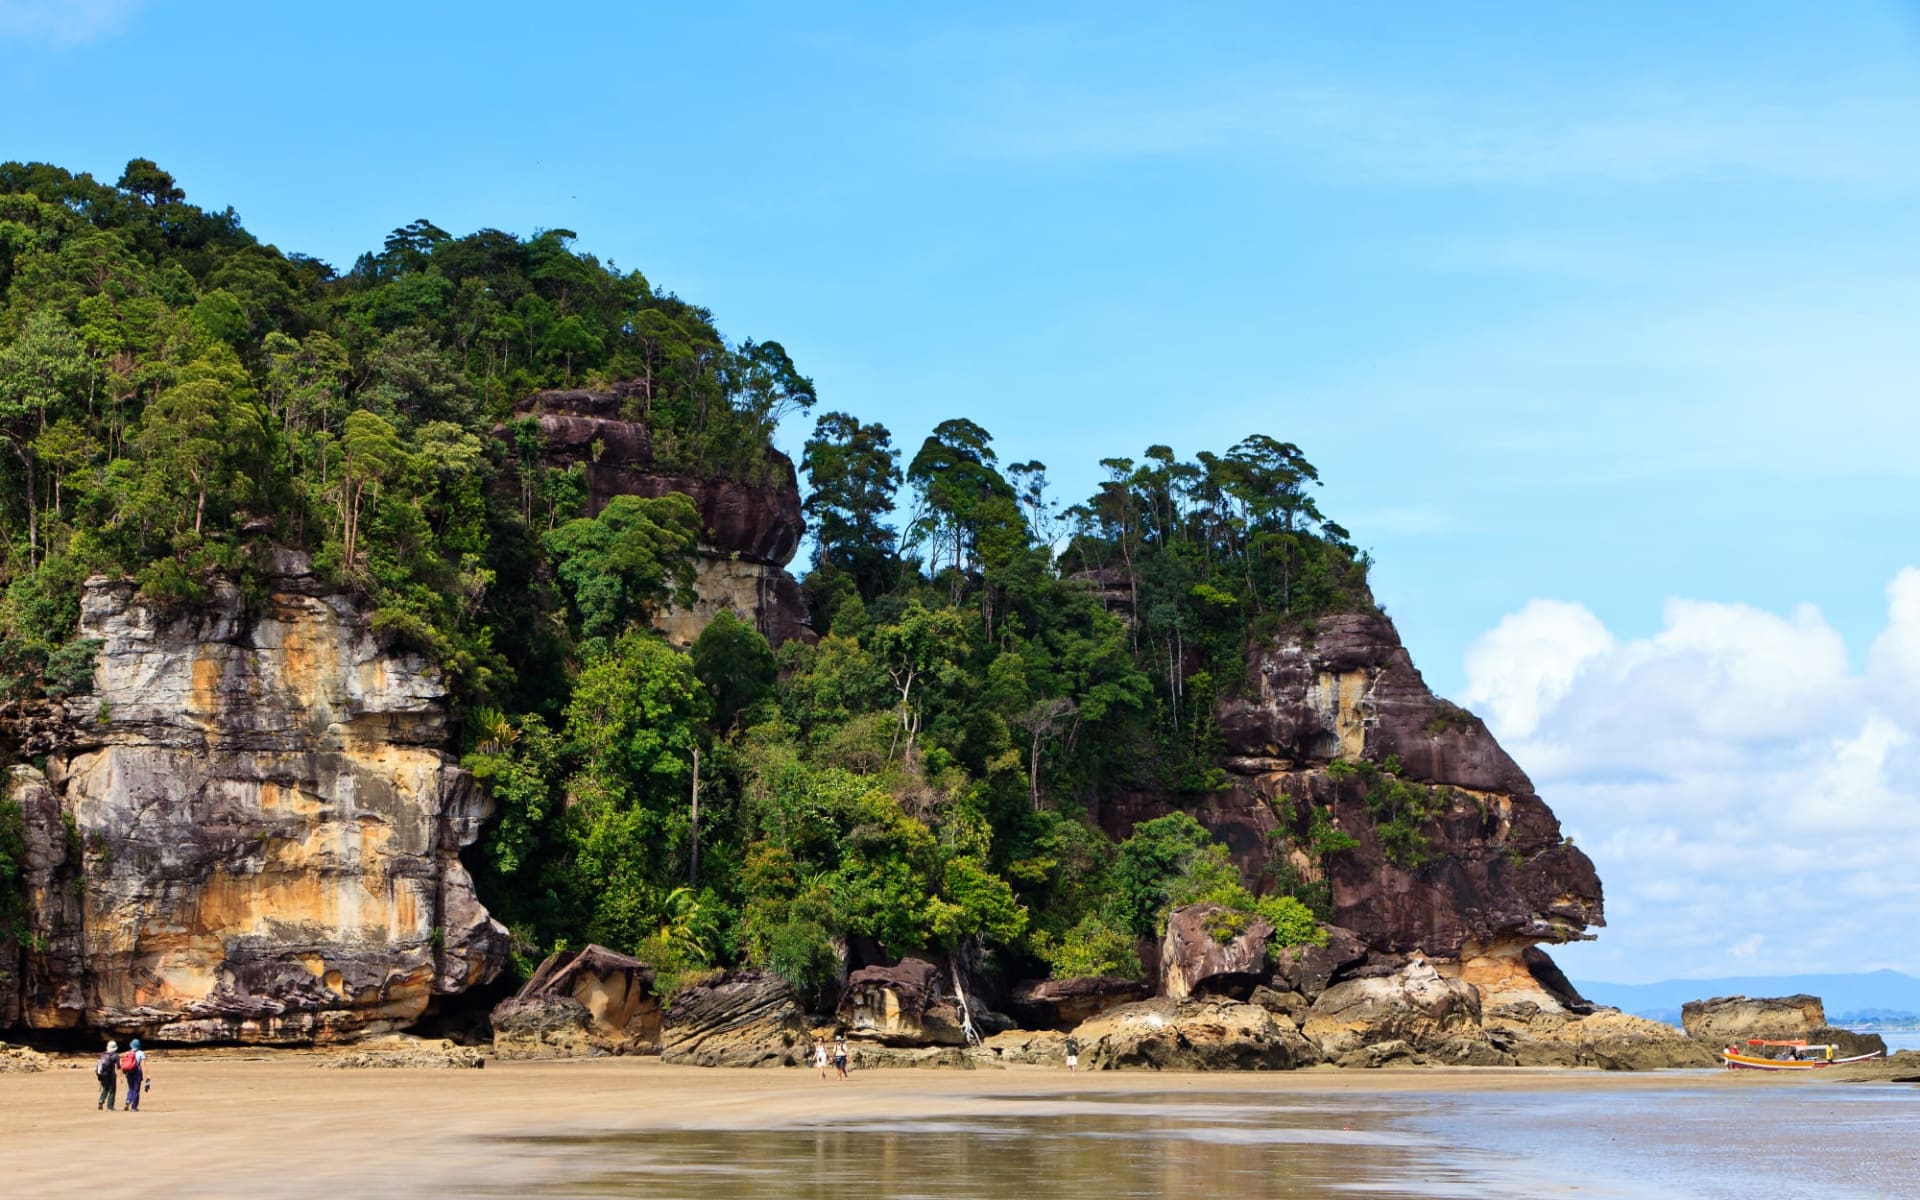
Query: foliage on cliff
xmin=0 ymin=161 xmax=1382 ymax=993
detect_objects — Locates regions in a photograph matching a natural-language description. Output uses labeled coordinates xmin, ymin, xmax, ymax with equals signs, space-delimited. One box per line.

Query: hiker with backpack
xmin=95 ymin=1040 xmax=119 ymax=1110
xmin=119 ymin=1039 xmax=148 ymax=1112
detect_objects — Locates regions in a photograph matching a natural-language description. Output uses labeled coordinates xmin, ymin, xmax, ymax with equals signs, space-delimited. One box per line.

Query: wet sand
xmin=3 ymin=1057 xmax=1913 ymax=1198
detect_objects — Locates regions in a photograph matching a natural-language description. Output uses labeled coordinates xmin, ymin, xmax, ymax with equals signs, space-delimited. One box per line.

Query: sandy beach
xmin=6 ymin=1055 xmax=1912 ymax=1199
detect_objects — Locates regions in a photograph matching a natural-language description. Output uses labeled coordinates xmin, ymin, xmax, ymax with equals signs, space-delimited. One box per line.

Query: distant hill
xmin=1573 ymin=969 xmax=1920 ymax=1025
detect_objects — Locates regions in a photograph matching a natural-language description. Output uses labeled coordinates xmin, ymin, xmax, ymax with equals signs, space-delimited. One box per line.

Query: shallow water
xmin=491 ymin=1083 xmax=1920 ymax=1199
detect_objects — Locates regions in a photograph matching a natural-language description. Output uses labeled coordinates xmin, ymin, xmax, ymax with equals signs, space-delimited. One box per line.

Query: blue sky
xmin=5 ymin=1 xmax=1919 ymax=983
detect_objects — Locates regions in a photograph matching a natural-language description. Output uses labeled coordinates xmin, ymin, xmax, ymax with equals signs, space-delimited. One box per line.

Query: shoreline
xmin=3 ymin=1056 xmax=1909 ymax=1198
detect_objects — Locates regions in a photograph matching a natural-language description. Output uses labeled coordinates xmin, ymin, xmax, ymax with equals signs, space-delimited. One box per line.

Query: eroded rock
xmin=4 ymin=566 xmax=508 ymax=1044
xmin=491 ymin=945 xmax=661 ymax=1058
xmin=1161 ymin=903 xmax=1272 ymax=1001
xmin=1072 ymin=998 xmax=1322 ymax=1070
xmin=660 ymin=969 xmax=807 ymax=1067
xmin=1103 ymin=611 xmax=1604 ymax=981
xmin=1008 ymin=976 xmax=1152 ymax=1030
xmin=1302 ymin=956 xmax=1481 ymax=1056
xmin=1497 ymin=1010 xmax=1717 ymax=1070
xmin=837 ymin=958 xmax=967 ymax=1046
xmin=316 ymin=1038 xmax=485 ymax=1069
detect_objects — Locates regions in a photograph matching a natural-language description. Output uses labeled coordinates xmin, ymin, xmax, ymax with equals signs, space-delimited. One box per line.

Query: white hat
xmin=107 ymin=1040 xmax=118 ymax=1052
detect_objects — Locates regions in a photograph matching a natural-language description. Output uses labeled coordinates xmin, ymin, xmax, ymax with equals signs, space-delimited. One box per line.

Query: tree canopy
xmin=0 ymin=160 xmax=1382 ymax=1004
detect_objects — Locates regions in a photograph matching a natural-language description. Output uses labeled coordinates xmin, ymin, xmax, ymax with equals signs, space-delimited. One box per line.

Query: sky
xmin=3 ymin=0 xmax=1918 ymax=984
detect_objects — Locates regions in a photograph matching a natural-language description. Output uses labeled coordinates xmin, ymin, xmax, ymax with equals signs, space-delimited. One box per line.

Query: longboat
xmin=1718 ymin=1038 xmax=1884 ymax=1070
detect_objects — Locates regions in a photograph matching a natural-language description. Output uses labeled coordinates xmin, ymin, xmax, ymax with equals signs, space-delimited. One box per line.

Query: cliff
xmin=1105 ymin=610 xmax=1604 ymax=1007
xmin=0 ymin=552 xmax=506 ymax=1043
xmin=511 ymin=386 xmax=812 ymax=647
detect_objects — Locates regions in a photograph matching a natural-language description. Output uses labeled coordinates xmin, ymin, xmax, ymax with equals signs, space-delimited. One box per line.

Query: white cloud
xmin=1467 ymin=573 xmax=1920 ymax=982
xmin=0 ymin=0 xmax=145 ymax=45
xmin=1461 ymin=599 xmax=1612 ymax=738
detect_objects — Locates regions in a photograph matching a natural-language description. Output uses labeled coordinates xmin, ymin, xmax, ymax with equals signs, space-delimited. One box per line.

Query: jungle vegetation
xmin=0 ymin=161 xmax=1377 ymax=1000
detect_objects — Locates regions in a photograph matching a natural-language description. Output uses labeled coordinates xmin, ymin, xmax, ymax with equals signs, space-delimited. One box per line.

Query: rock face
xmin=1 ymin=765 xmax=84 ymax=1030
xmin=1489 ymin=1007 xmax=1718 ymax=1070
xmin=837 ymin=957 xmax=968 ymax=1046
xmin=1008 ymin=976 xmax=1153 ymax=1029
xmin=660 ymin=969 xmax=808 ymax=1067
xmin=1 ymin=558 xmax=507 ymax=1043
xmin=511 ymin=387 xmax=811 ymax=647
xmin=491 ymin=944 xmax=660 ymax=1058
xmin=1680 ymin=994 xmax=1824 ymax=1043
xmin=1102 ymin=610 xmax=1603 ymax=1021
xmin=1161 ymin=903 xmax=1272 ymax=1001
xmin=1072 ymin=998 xmax=1322 ymax=1070
xmin=1302 ymin=956 xmax=1482 ymax=1056
xmin=1679 ymin=993 xmax=1884 ymax=1059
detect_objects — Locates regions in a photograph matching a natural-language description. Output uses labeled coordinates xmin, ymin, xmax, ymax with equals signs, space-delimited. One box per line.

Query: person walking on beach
xmin=832 ymin=1033 xmax=849 ymax=1081
xmin=813 ymin=1036 xmax=830 ymax=1080
xmin=120 ymin=1039 xmax=147 ymax=1112
xmin=1064 ymin=1035 xmax=1079 ymax=1072
xmin=94 ymin=1040 xmax=119 ymax=1110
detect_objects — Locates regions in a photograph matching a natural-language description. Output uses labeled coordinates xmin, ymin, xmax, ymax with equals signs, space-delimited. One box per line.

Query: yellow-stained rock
xmin=7 ymin=554 xmax=505 ymax=1044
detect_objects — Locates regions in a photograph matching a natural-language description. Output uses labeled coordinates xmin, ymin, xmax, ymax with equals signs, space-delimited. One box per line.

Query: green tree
xmin=691 ymin=608 xmax=777 ymax=731
xmin=0 ymin=312 xmax=91 ymax=564
xmin=542 ymin=494 xmax=701 ymax=647
xmin=801 ymin=411 xmax=900 ymax=601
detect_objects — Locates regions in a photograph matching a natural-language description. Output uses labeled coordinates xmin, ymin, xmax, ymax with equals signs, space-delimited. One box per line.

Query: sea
xmin=492 ymin=1082 xmax=1920 ymax=1199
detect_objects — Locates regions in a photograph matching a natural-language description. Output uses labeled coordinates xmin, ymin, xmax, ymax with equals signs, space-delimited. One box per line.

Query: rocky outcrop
xmin=1 ymin=766 xmax=84 ymax=1030
xmin=491 ymin=945 xmax=660 ymax=1058
xmin=1302 ymin=956 xmax=1482 ymax=1056
xmin=1072 ymin=998 xmax=1322 ymax=1070
xmin=1102 ymin=610 xmax=1602 ymax=1021
xmin=1681 ymin=994 xmax=1824 ymax=1043
xmin=510 ymin=387 xmax=811 ymax=647
xmin=1269 ymin=925 xmax=1367 ymax=1002
xmin=316 ymin=1037 xmax=486 ymax=1069
xmin=1008 ymin=976 xmax=1152 ymax=1029
xmin=967 ymin=1028 xmax=1069 ymax=1066
xmin=1161 ymin=903 xmax=1272 ymax=1001
xmin=1680 ymin=994 xmax=1884 ymax=1059
xmin=660 ymin=969 xmax=807 ymax=1067
xmin=1490 ymin=1007 xmax=1718 ymax=1070
xmin=837 ymin=958 xmax=968 ymax=1046
xmin=0 ymin=1041 xmax=51 ymax=1072
xmin=1 ymin=556 xmax=507 ymax=1044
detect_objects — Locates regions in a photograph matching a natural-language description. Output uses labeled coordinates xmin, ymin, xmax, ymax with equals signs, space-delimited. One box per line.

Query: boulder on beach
xmin=1071 ymin=998 xmax=1322 ymax=1070
xmin=660 ymin=969 xmax=808 ymax=1067
xmin=1302 ymin=955 xmax=1481 ymax=1056
xmin=491 ymin=944 xmax=660 ymax=1059
xmin=836 ymin=958 xmax=968 ymax=1046
xmin=1161 ymin=903 xmax=1273 ymax=1001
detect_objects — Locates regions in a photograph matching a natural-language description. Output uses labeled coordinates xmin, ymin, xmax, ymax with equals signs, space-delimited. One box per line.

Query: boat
xmin=1719 ymin=1038 xmax=1884 ymax=1070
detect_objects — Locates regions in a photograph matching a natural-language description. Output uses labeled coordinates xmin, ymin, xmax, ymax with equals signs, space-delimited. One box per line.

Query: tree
xmin=869 ymin=600 xmax=969 ymax=759
xmin=123 ymin=358 xmax=261 ymax=543
xmin=564 ymin=631 xmax=712 ymax=947
xmin=333 ymin=409 xmax=411 ymax=575
xmin=0 ymin=312 xmax=91 ymax=564
xmin=801 ymin=411 xmax=901 ymax=601
xmin=691 ymin=608 xmax=777 ymax=731
xmin=542 ymin=494 xmax=701 ymax=647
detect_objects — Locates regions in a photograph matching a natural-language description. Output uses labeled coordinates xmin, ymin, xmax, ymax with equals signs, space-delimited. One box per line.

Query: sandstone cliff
xmin=511 ymin=386 xmax=811 ymax=647
xmin=0 ymin=553 xmax=507 ymax=1043
xmin=1104 ymin=610 xmax=1604 ymax=1011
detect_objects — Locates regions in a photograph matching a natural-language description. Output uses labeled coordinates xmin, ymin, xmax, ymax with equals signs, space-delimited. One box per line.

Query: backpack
xmin=119 ymin=1050 xmax=139 ymax=1073
xmin=96 ymin=1053 xmax=115 ymax=1080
